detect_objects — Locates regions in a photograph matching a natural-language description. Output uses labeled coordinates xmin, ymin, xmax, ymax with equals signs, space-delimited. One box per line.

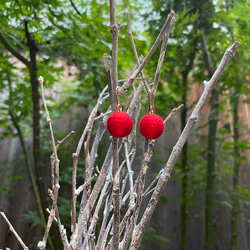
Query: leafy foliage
xmin=143 ymin=225 xmax=169 ymax=248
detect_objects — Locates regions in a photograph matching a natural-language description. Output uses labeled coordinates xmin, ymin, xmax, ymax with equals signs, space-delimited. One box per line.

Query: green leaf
xmin=22 ymin=210 xmax=45 ymax=228
xmin=219 ymin=200 xmax=232 ymax=209
xmin=144 ymin=226 xmax=169 ymax=247
xmin=160 ymin=196 xmax=168 ymax=205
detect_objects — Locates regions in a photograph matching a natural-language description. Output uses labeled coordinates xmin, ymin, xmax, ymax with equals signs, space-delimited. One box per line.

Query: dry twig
xmin=0 ymin=212 xmax=29 ymax=250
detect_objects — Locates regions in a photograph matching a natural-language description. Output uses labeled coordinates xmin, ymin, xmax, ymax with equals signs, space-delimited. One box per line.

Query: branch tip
xmin=38 ymin=76 xmax=44 ymax=85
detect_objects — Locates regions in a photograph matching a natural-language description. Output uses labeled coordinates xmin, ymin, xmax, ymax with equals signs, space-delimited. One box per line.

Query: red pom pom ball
xmin=139 ymin=113 xmax=164 ymax=140
xmin=107 ymin=111 xmax=133 ymax=138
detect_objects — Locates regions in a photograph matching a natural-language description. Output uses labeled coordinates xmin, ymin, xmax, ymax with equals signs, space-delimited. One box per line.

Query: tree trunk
xmin=205 ymin=86 xmax=219 ymax=250
xmin=231 ymin=83 xmax=240 ymax=250
xmin=224 ymin=2 xmax=241 ymax=249
xmin=200 ymin=32 xmax=218 ymax=250
xmin=25 ymin=21 xmax=61 ymax=250
xmin=180 ymin=41 xmax=197 ymax=250
xmin=180 ymin=104 xmax=188 ymax=250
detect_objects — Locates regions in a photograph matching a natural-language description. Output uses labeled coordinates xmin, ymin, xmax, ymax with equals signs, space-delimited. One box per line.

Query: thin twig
xmin=111 ymin=137 xmax=120 ymax=249
xmin=106 ymin=189 xmax=131 ymax=248
xmin=150 ymin=33 xmax=170 ymax=107
xmin=142 ymin=170 xmax=163 ymax=198
xmin=69 ymin=0 xmax=81 ymax=16
xmin=164 ymin=104 xmax=184 ymax=124
xmin=81 ymin=177 xmax=111 ymax=249
xmin=38 ymin=76 xmax=69 ymax=249
xmin=109 ymin=2 xmax=121 ymax=248
xmin=56 ymin=131 xmax=75 ymax=150
xmin=120 ymin=172 xmax=129 ymax=203
xmin=71 ymin=85 xmax=108 ymax=234
xmin=75 ymin=174 xmax=97 ymax=196
xmin=89 ymin=117 xmax=106 ymax=176
xmin=118 ymin=77 xmax=142 ymax=82
xmin=124 ymin=140 xmax=134 ymax=206
xmin=117 ymin=11 xmax=177 ymax=97
xmin=0 ymin=28 xmax=30 ymax=67
xmin=109 ymin=0 xmax=120 ymax=112
xmin=46 ymin=209 xmax=58 ymax=223
xmin=84 ymin=130 xmax=92 ymax=205
xmin=70 ymin=144 xmax=113 ymax=249
xmin=127 ymin=81 xmax=144 ymax=117
xmin=120 ymin=140 xmax=154 ymax=250
xmin=127 ymin=13 xmax=150 ymax=95
xmin=0 ymin=212 xmax=29 ymax=250
xmin=104 ymin=214 xmax=114 ymax=250
xmin=103 ymin=54 xmax=117 ymax=112
xmin=94 ymin=110 xmax=112 ymax=120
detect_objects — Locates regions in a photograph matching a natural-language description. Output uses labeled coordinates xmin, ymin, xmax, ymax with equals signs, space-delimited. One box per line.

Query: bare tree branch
xmin=69 ymin=0 xmax=81 ymax=16
xmin=151 ymin=32 xmax=171 ymax=106
xmin=71 ymin=85 xmax=108 ymax=234
xmin=38 ymin=76 xmax=69 ymax=250
xmin=70 ymin=144 xmax=113 ymax=249
xmin=120 ymin=140 xmax=154 ymax=250
xmin=124 ymin=140 xmax=134 ymax=206
xmin=117 ymin=10 xmax=177 ymax=98
xmin=75 ymin=174 xmax=97 ymax=196
xmin=0 ymin=212 xmax=29 ymax=250
xmin=103 ymin=54 xmax=117 ymax=112
xmin=109 ymin=0 xmax=119 ymax=112
xmin=111 ymin=137 xmax=120 ymax=250
xmin=127 ymin=13 xmax=150 ymax=95
xmin=164 ymin=104 xmax=184 ymax=124
xmin=56 ymin=131 xmax=75 ymax=150
xmin=129 ymin=41 xmax=240 ymax=249
xmin=0 ymin=28 xmax=30 ymax=67
xmin=109 ymin=1 xmax=121 ymax=249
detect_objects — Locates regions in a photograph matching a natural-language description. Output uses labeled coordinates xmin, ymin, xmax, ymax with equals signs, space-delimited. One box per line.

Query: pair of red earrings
xmin=107 ymin=110 xmax=164 ymax=140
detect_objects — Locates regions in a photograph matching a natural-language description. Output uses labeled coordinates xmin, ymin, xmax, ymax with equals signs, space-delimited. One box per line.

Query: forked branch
xmin=129 ymin=41 xmax=240 ymax=249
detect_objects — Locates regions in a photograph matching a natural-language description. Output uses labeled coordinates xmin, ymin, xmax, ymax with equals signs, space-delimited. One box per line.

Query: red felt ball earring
xmin=139 ymin=112 xmax=164 ymax=140
xmin=107 ymin=110 xmax=133 ymax=138
xmin=107 ymin=90 xmax=133 ymax=138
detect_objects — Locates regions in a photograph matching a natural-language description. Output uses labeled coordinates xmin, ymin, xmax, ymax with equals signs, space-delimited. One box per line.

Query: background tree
xmin=215 ymin=1 xmax=250 ymax=249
